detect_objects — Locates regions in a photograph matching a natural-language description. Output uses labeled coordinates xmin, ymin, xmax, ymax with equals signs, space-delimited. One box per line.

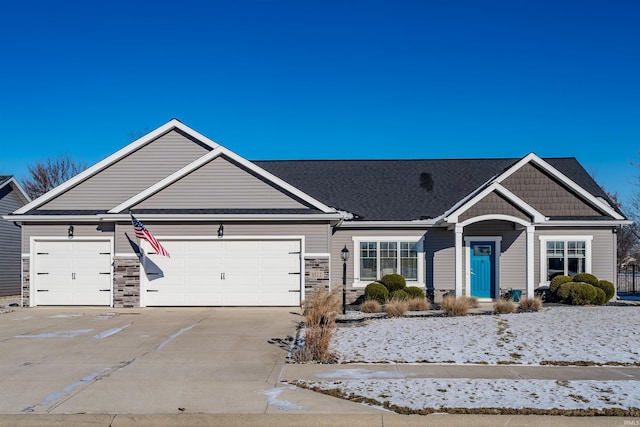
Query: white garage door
xmin=33 ymin=240 xmax=112 ymax=306
xmin=142 ymin=239 xmax=301 ymax=306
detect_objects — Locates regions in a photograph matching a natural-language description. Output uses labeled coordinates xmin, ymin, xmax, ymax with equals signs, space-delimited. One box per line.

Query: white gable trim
xmin=109 ymin=146 xmax=336 ymax=214
xmin=14 ymin=119 xmax=220 ymax=214
xmin=444 ymin=182 xmax=545 ymax=224
xmin=0 ymin=177 xmax=31 ymax=204
xmin=493 ymin=153 xmax=624 ymax=220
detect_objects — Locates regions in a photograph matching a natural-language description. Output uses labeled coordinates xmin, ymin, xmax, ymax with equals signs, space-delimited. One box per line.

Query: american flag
xmin=130 ymin=214 xmax=170 ymax=258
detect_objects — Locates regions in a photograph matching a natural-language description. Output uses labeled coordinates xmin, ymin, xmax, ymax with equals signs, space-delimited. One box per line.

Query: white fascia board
xmin=538 ymin=220 xmax=632 ymax=227
xmin=493 ymin=153 xmax=625 ymax=220
xmin=337 ymin=220 xmax=436 ymax=228
xmin=109 ymin=148 xmax=224 ymax=213
xmin=0 ymin=177 xmax=31 ymax=204
xmin=14 ymin=119 xmax=220 ymax=215
xmin=3 ymin=215 xmax=105 ymax=222
xmin=219 ymin=148 xmax=336 ymax=214
xmin=98 ymin=213 xmax=343 ymax=222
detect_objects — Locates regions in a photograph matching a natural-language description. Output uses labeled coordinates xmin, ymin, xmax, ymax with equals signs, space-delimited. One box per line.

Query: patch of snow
xmin=15 ymin=329 xmax=94 ymax=338
xmin=300 ymin=378 xmax=640 ymax=411
xmin=331 ymin=306 xmax=640 ymax=365
xmin=315 ymin=368 xmax=413 ymax=380
xmin=92 ymin=323 xmax=132 ymax=339
xmin=259 ymin=386 xmax=306 ymax=411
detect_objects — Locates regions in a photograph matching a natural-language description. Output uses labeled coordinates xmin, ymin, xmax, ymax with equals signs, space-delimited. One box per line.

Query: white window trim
xmin=538 ymin=235 xmax=593 ymax=286
xmin=351 ymin=236 xmax=425 ymax=288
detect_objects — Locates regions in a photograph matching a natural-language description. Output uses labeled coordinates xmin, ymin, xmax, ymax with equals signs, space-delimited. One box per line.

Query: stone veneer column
xmin=113 ymin=257 xmax=141 ymax=308
xmin=21 ymin=257 xmax=29 ymax=307
xmin=304 ymin=257 xmax=330 ymax=297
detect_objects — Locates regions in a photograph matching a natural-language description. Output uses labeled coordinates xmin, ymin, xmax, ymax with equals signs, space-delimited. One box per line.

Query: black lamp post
xmin=341 ymin=245 xmax=350 ymax=314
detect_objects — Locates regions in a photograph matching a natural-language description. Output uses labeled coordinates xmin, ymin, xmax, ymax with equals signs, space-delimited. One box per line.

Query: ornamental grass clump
xmin=440 ymin=295 xmax=472 ymax=316
xmin=407 ymin=297 xmax=431 ymax=311
xmin=292 ymin=288 xmax=340 ymax=363
xmin=519 ymin=296 xmax=543 ymax=311
xmin=385 ymin=299 xmax=408 ymax=317
xmin=494 ymin=298 xmax=517 ymax=314
xmin=360 ymin=299 xmax=382 ymax=313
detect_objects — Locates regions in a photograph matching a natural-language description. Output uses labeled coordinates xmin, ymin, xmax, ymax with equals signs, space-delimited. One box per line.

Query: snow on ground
xmin=294 ymin=306 xmax=640 ymax=413
xmin=331 ymin=306 xmax=640 ymax=365
xmin=300 ymin=378 xmax=640 ymax=411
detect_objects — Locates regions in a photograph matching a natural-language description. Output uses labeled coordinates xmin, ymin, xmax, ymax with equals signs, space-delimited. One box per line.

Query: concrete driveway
xmin=0 ymin=307 xmax=314 ymax=414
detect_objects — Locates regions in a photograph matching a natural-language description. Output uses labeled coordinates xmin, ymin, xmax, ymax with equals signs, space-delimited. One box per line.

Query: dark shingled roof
xmin=255 ymin=157 xmax=615 ymax=221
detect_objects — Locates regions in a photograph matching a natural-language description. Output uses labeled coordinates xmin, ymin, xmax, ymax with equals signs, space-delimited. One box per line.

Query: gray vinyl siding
xmin=464 ymin=220 xmax=526 ymax=292
xmin=424 ymin=228 xmax=455 ymax=292
xmin=535 ymin=227 xmax=617 ymax=285
xmin=135 ymin=156 xmax=308 ymax=210
xmin=38 ymin=130 xmax=211 ymax=211
xmin=114 ymin=221 xmax=330 ymax=254
xmin=331 ymin=228 xmax=427 ymax=288
xmin=459 ymin=192 xmax=530 ymax=222
xmin=0 ymin=187 xmax=25 ymax=296
xmin=502 ymin=163 xmax=603 ymax=217
xmin=22 ymin=223 xmax=115 ymax=254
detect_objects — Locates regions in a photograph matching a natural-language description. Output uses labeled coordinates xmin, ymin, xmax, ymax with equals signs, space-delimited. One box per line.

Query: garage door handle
xmin=289 ymin=272 xmax=301 ymax=275
xmin=146 ymin=290 xmax=159 ymax=292
xmin=100 ymin=289 xmax=110 ymax=292
xmin=289 ymin=251 xmax=301 ymax=254
xmin=100 ymin=272 xmax=110 ymax=275
xmin=37 ymin=289 xmax=49 ymax=292
xmin=288 ymin=290 xmax=301 ymax=293
xmin=37 ymin=272 xmax=49 ymax=275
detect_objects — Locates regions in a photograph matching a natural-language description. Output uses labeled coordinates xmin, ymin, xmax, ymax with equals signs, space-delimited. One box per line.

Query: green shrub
xmin=380 ymin=274 xmax=406 ymax=292
xmin=572 ymin=273 xmax=598 ymax=286
xmin=390 ymin=289 xmax=409 ymax=301
xmin=405 ymin=286 xmax=425 ymax=299
xmin=550 ymin=275 xmax=572 ymax=295
xmin=565 ymin=282 xmax=598 ymax=305
xmin=595 ymin=280 xmax=615 ymax=302
xmin=364 ymin=282 xmax=388 ymax=304
xmin=593 ymin=287 xmax=606 ymax=305
xmin=557 ymin=282 xmax=576 ymax=302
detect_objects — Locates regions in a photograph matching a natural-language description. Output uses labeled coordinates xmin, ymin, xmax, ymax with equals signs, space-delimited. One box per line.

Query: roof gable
xmin=15 ymin=119 xmax=217 ymax=214
xmin=0 ymin=176 xmax=30 ymax=206
xmin=130 ymin=154 xmax=314 ymax=211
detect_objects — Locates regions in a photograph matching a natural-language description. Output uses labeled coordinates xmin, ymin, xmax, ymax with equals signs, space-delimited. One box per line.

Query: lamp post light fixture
xmin=68 ymin=225 xmax=74 ymax=239
xmin=341 ymin=245 xmax=350 ymax=315
xmin=217 ymin=224 xmax=224 ymax=238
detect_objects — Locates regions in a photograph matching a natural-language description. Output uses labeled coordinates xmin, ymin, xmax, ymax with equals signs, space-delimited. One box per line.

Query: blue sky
xmin=1 ymin=1 xmax=638 ymax=208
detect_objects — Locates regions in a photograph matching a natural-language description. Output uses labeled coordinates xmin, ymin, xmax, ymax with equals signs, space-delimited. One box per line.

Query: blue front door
xmin=470 ymin=242 xmax=495 ymax=298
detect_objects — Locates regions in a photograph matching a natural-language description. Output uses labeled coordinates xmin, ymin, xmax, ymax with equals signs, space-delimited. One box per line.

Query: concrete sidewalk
xmin=0 ymin=413 xmax=634 ymax=426
xmin=280 ymin=362 xmax=640 ymax=382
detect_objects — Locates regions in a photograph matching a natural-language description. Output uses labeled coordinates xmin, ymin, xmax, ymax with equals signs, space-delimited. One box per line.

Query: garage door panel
xmin=34 ymin=240 xmax=112 ymax=306
xmin=143 ymin=239 xmax=301 ymax=306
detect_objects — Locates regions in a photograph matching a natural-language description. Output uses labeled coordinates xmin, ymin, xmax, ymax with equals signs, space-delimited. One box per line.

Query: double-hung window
xmin=539 ymin=236 xmax=592 ymax=282
xmin=353 ymin=237 xmax=423 ymax=286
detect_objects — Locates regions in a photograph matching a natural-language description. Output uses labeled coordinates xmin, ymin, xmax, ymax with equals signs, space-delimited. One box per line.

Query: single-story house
xmin=0 ymin=176 xmax=30 ymax=297
xmin=5 ymin=119 xmax=630 ymax=308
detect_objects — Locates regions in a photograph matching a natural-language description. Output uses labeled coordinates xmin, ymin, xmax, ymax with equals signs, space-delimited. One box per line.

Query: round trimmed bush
xmin=380 ymin=274 xmax=406 ymax=292
xmin=595 ymin=280 xmax=615 ymax=302
xmin=557 ymin=282 xmax=576 ymax=302
xmin=566 ymin=282 xmax=598 ymax=305
xmin=364 ymin=282 xmax=388 ymax=304
xmin=593 ymin=287 xmax=606 ymax=305
xmin=405 ymin=286 xmax=425 ymax=299
xmin=390 ymin=289 xmax=409 ymax=301
xmin=550 ymin=275 xmax=572 ymax=296
xmin=572 ymin=273 xmax=598 ymax=286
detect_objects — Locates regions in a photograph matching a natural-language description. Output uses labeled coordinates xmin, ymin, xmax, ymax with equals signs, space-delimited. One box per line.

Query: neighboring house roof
xmin=255 ymin=157 xmax=620 ymax=221
xmin=0 ymin=176 xmax=30 ymax=205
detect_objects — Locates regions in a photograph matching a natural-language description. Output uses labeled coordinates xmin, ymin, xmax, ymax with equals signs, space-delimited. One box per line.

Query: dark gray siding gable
xmin=0 ymin=186 xmax=26 ymax=296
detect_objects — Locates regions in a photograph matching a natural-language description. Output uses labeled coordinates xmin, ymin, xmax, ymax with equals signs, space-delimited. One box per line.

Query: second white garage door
xmin=142 ymin=239 xmax=302 ymax=306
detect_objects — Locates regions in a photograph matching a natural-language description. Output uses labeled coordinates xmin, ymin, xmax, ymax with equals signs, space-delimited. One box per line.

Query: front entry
xmin=470 ymin=241 xmax=495 ymax=298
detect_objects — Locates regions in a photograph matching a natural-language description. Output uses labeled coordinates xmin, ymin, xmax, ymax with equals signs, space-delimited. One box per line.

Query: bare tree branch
xmin=22 ymin=155 xmax=87 ymax=199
